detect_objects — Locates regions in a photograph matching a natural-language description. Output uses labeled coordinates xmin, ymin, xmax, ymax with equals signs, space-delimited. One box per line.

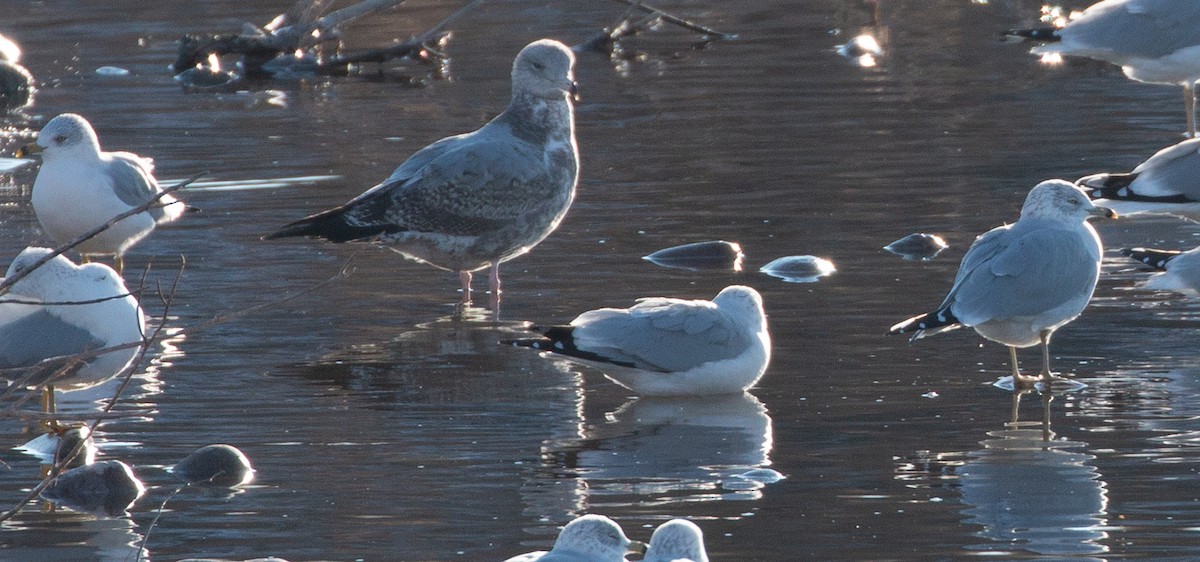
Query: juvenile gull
xmin=1005 ymin=0 xmax=1200 ymax=136
xmin=505 ymin=285 xmax=771 ymax=396
xmin=17 ymin=114 xmax=186 ymax=274
xmin=644 ymin=519 xmax=709 ymax=562
xmin=890 ymin=181 xmax=1115 ymax=384
xmin=266 ymin=39 xmax=579 ymax=304
xmin=0 ymin=247 xmax=145 ymax=410
xmin=1122 ymin=246 xmax=1200 ymax=296
xmin=1078 ymin=137 xmax=1200 ymax=219
xmin=503 ymin=514 xmax=646 ymax=562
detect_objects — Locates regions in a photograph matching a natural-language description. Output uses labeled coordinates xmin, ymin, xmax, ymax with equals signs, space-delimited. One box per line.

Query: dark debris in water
xmin=172 ymin=443 xmax=256 ymax=486
xmin=759 ymin=255 xmax=836 ymax=283
xmin=41 ymin=460 xmax=145 ymax=517
xmin=643 ymin=240 xmax=744 ymax=271
xmin=884 ymin=233 xmax=948 ymax=261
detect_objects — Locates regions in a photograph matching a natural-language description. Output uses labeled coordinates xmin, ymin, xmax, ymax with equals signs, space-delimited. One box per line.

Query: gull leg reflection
xmin=957 ymin=424 xmax=1110 ymax=559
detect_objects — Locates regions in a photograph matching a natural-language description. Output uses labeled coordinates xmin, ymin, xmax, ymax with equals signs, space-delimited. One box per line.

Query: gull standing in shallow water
xmin=503 ymin=514 xmax=646 ymax=562
xmin=17 ymin=114 xmax=186 ymax=274
xmin=890 ymin=181 xmax=1116 ymax=385
xmin=644 ymin=519 xmax=709 ymax=562
xmin=504 ymin=285 xmax=771 ymax=396
xmin=1078 ymin=137 xmax=1200 ymax=219
xmin=1005 ymin=0 xmax=1200 ymax=136
xmin=266 ymin=39 xmax=579 ymax=306
xmin=0 ymin=247 xmax=145 ymax=412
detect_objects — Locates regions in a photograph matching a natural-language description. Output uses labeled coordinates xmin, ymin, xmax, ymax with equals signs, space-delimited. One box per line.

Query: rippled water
xmin=5 ymin=0 xmax=1200 ymax=560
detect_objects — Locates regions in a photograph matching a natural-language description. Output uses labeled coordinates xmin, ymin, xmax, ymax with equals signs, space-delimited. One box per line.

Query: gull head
xmin=712 ymin=285 xmax=767 ymax=322
xmin=549 ymin=514 xmax=646 ymax=561
xmin=646 ymin=519 xmax=709 ymax=562
xmin=512 ymin=39 xmax=578 ymax=102
xmin=1019 ymin=179 xmax=1116 ymax=222
xmin=20 ymin=113 xmax=102 ymax=160
xmin=4 ymin=247 xmax=79 ymax=299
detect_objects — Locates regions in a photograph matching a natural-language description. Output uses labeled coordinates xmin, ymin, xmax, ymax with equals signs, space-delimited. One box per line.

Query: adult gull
xmin=1005 ymin=0 xmax=1200 ymax=136
xmin=0 ymin=247 xmax=145 ymax=411
xmin=644 ymin=519 xmax=709 ymax=562
xmin=1078 ymin=137 xmax=1200 ymax=219
xmin=17 ymin=114 xmax=186 ymax=274
xmin=503 ymin=514 xmax=646 ymax=562
xmin=890 ymin=180 xmax=1115 ymax=385
xmin=504 ymin=285 xmax=771 ymax=396
xmin=266 ymin=39 xmax=579 ymax=305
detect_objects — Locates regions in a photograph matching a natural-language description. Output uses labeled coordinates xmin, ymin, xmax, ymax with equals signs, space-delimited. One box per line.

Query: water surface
xmin=4 ymin=0 xmax=1200 ymax=560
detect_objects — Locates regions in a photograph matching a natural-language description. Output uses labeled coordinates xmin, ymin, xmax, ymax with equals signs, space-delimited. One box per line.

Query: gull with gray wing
xmin=1005 ymin=0 xmax=1200 ymax=136
xmin=1078 ymin=137 xmax=1200 ymax=219
xmin=891 ymin=180 xmax=1115 ymax=385
xmin=266 ymin=39 xmax=579 ymax=306
xmin=17 ymin=113 xmax=186 ymax=274
xmin=0 ymin=247 xmax=145 ymax=411
xmin=505 ymin=285 xmax=771 ymax=396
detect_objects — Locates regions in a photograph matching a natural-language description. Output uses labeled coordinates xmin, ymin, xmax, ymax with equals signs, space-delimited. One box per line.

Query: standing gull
xmin=1122 ymin=246 xmax=1200 ymax=296
xmin=1078 ymin=137 xmax=1200 ymax=219
xmin=16 ymin=114 xmax=186 ymax=274
xmin=504 ymin=285 xmax=771 ymax=396
xmin=0 ymin=247 xmax=145 ymax=412
xmin=644 ymin=519 xmax=710 ymax=562
xmin=1005 ymin=0 xmax=1200 ymax=136
xmin=890 ymin=181 xmax=1116 ymax=385
xmin=266 ymin=39 xmax=579 ymax=305
xmin=503 ymin=514 xmax=646 ymax=562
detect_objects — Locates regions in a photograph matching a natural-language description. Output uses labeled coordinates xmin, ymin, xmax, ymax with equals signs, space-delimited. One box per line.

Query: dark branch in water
xmin=576 ymin=0 xmax=734 ymax=55
xmin=172 ymin=0 xmax=482 ymax=79
xmin=611 ymin=0 xmax=734 ymax=39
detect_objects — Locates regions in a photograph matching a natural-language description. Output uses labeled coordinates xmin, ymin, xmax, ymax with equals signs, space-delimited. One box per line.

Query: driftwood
xmin=576 ymin=0 xmax=735 ymax=56
xmin=172 ymin=0 xmax=480 ymax=79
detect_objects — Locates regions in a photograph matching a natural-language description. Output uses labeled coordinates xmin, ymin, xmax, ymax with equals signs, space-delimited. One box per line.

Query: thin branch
xmin=0 ymin=290 xmax=142 ymax=306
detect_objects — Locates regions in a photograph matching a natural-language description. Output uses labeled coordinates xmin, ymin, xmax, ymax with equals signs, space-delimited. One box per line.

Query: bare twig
xmin=0 ymin=290 xmax=141 ymax=306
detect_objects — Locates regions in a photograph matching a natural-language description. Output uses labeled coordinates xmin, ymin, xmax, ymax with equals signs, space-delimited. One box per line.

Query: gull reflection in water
xmin=539 ymin=392 xmax=783 ymax=507
xmin=959 ymin=407 xmax=1110 ymax=559
xmin=0 ymin=510 xmax=146 ymax=561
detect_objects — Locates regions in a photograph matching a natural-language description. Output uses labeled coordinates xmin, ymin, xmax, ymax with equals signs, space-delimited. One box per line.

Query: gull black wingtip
xmin=1000 ymin=27 xmax=1061 ymax=42
xmin=1122 ymin=247 xmax=1183 ymax=271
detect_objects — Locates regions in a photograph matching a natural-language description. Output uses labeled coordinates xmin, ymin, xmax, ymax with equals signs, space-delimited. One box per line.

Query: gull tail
xmin=1077 ymin=173 xmax=1194 ymax=203
xmin=263 ymin=205 xmax=387 ymax=242
xmin=889 ymin=309 xmax=961 ymax=341
xmin=1122 ymin=247 xmax=1183 ymax=271
xmin=1000 ymin=27 xmax=1060 ymax=42
xmin=502 ymin=326 xmax=638 ymax=368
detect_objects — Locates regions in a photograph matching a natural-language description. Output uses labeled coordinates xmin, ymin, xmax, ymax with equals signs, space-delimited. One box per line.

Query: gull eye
xmin=53 ymin=134 xmax=67 ymax=144
xmin=531 ymin=62 xmax=545 ymax=71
